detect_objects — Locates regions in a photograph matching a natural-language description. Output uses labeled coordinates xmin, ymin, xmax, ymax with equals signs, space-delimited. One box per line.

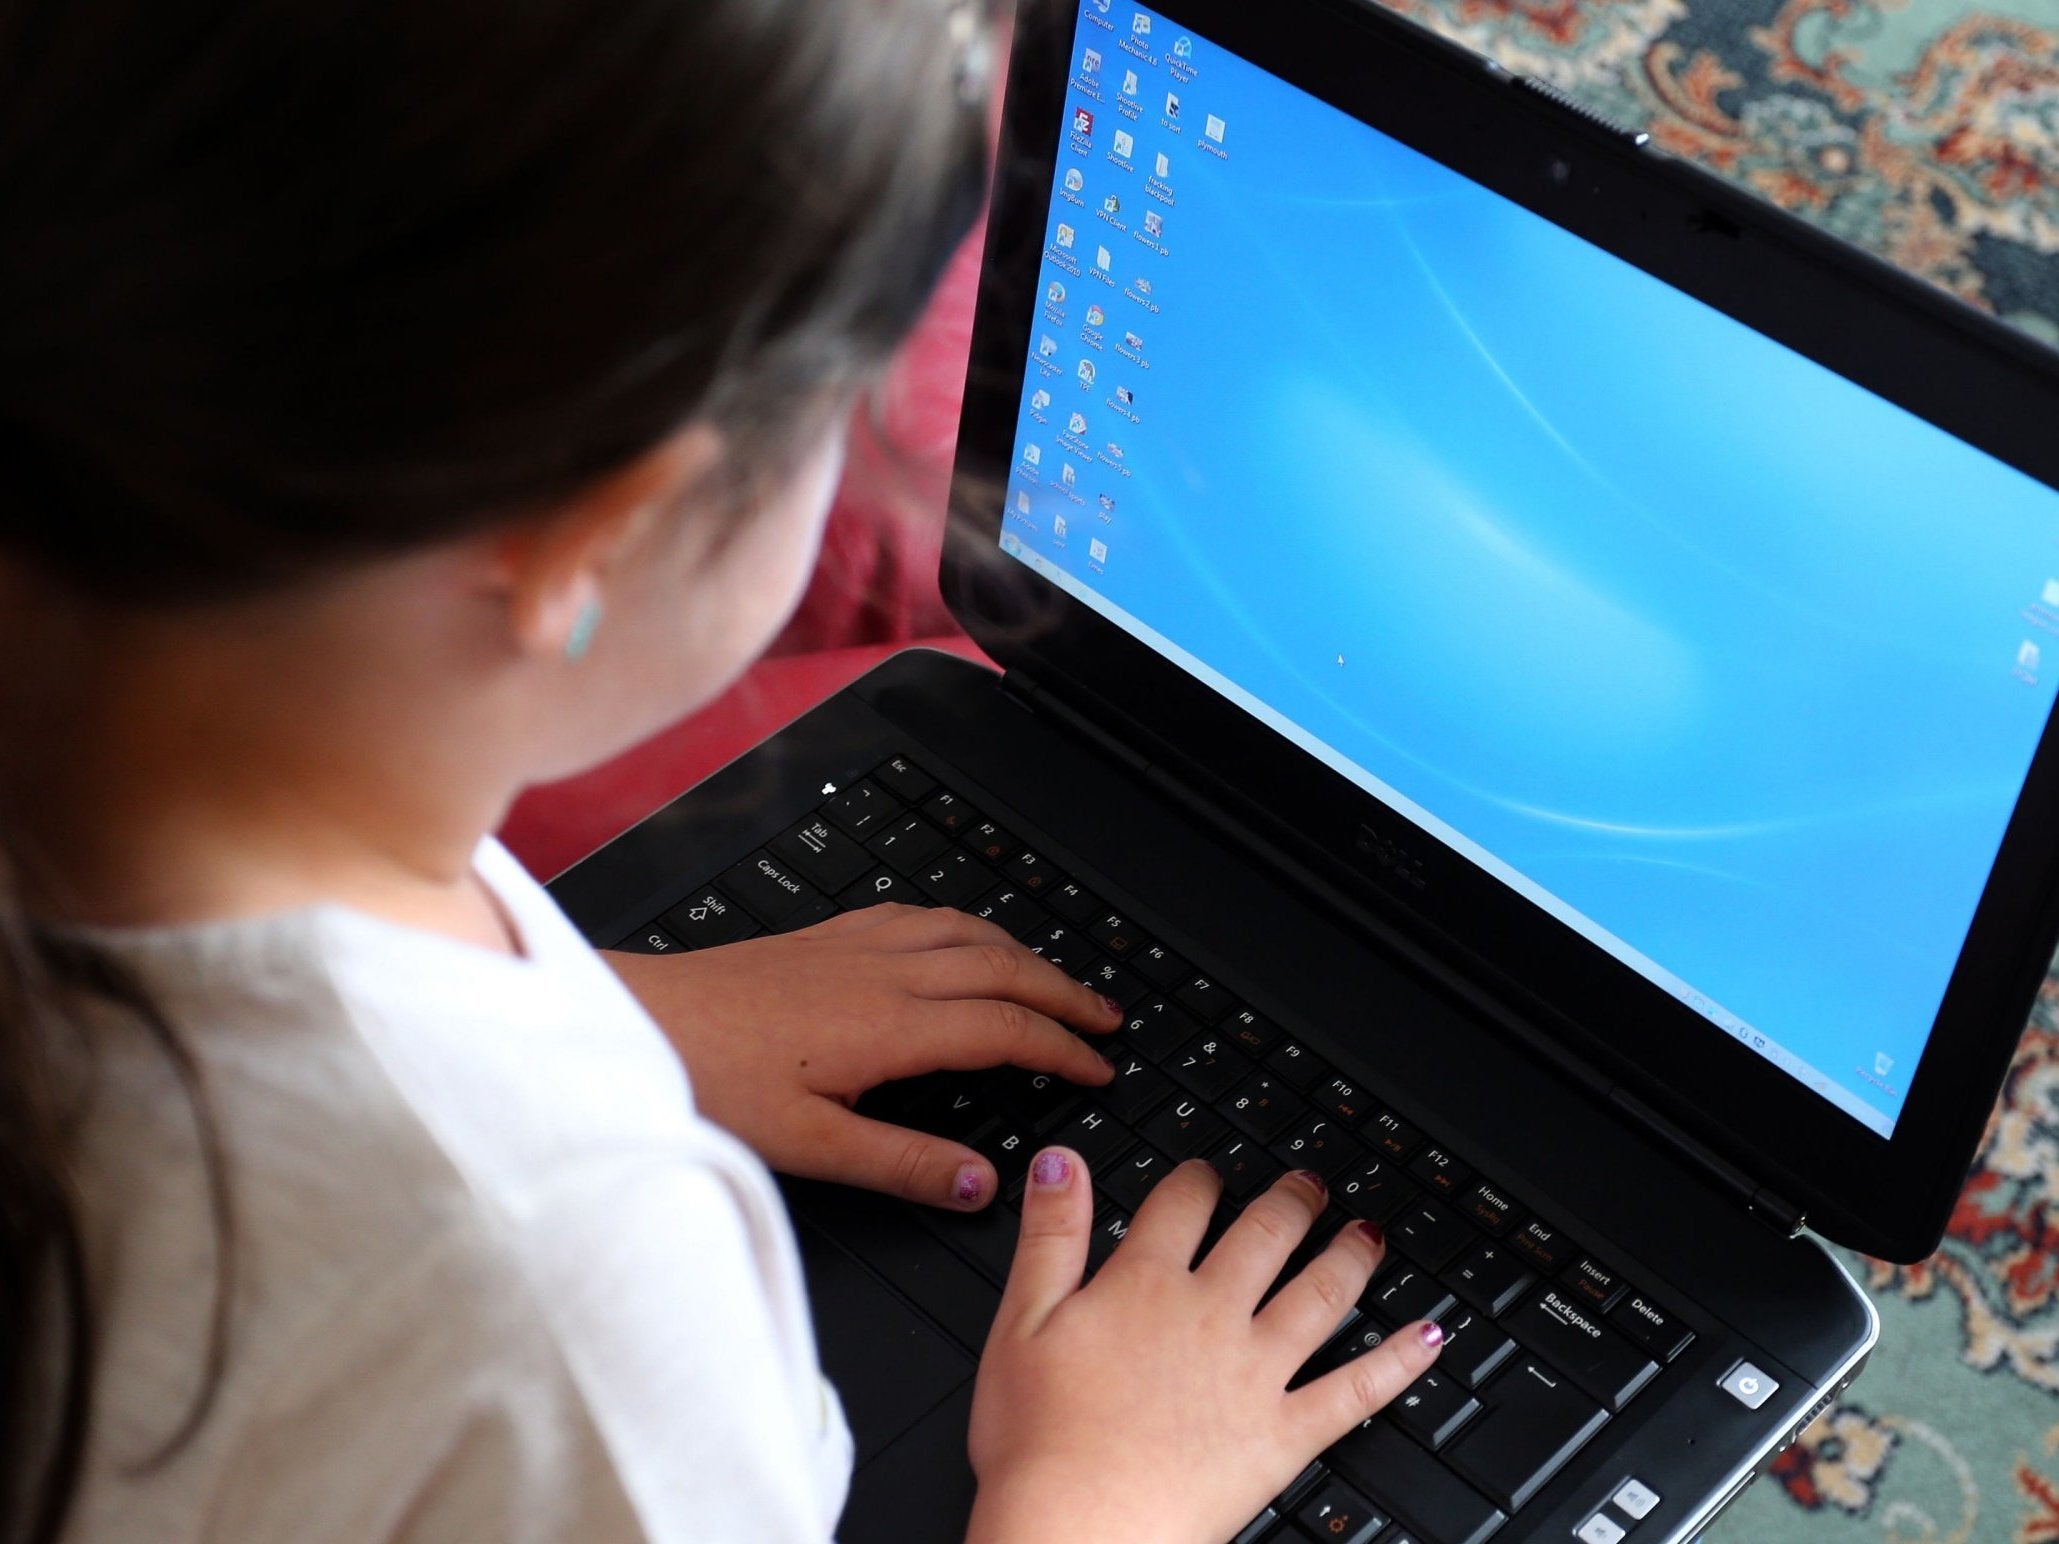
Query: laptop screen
xmin=998 ymin=0 xmax=2059 ymax=1139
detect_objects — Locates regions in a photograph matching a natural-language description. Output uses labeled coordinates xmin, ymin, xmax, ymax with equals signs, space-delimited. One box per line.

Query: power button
xmin=1720 ymin=1360 xmax=1780 ymax=1409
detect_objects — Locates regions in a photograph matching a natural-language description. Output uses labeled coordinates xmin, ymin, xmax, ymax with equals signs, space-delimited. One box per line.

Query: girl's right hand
xmin=965 ymin=1149 xmax=1444 ymax=1544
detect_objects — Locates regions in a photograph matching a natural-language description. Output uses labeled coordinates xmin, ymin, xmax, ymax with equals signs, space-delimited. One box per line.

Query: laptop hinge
xmin=1609 ymin=1087 xmax=1807 ymax=1239
xmin=999 ymin=671 xmax=1155 ymax=776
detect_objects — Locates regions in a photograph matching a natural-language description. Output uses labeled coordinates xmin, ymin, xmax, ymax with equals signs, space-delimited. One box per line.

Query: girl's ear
xmin=492 ymin=426 xmax=723 ymax=661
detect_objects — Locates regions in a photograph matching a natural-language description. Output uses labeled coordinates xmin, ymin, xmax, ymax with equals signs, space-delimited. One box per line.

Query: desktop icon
xmin=1113 ymin=129 xmax=1135 ymax=159
xmin=1173 ymin=36 xmax=1194 ymax=60
xmin=1073 ymin=108 xmax=1094 ymax=138
xmin=1105 ymin=441 xmax=1125 ymax=459
xmin=1083 ymin=48 xmax=1102 ymax=74
xmin=1068 ymin=411 xmax=1089 ymax=435
xmin=1135 ymin=276 xmax=1153 ymax=295
xmin=1054 ymin=513 xmax=1069 ymax=538
xmin=2044 ymin=578 xmax=2059 ymax=608
xmin=1064 ymin=167 xmax=1086 ymax=193
xmin=1123 ymin=330 xmax=1144 ymax=350
xmin=1093 ymin=0 xmax=1109 ymax=10
xmin=1099 ymin=493 xmax=1117 ymax=513
xmin=1090 ymin=538 xmax=1110 ymax=563
xmin=1132 ymin=13 xmax=1151 ymax=35
xmin=1205 ymin=113 xmax=1227 ymax=143
xmin=1056 ymin=223 xmax=1076 ymax=248
xmin=1078 ymin=359 xmax=1097 ymax=386
xmin=1096 ymin=244 xmax=1113 ymax=272
xmin=1022 ymin=443 xmax=1041 ymax=466
xmin=1031 ymin=389 xmax=1052 ymax=411
xmin=1038 ymin=335 xmax=1059 ymax=358
xmin=1164 ymin=92 xmax=1181 ymax=119
xmin=1875 ymin=1052 xmax=1895 ymax=1077
xmin=1103 ymin=193 xmax=1122 ymax=215
xmin=2021 ymin=639 xmax=2043 ymax=672
xmin=1015 ymin=492 xmax=1031 ymax=516
xmin=1115 ymin=385 xmax=1135 ymax=406
xmin=1047 ymin=281 xmax=1067 ymax=305
xmin=1086 ymin=304 xmax=1106 ymax=327
xmin=1143 ymin=210 xmax=1164 ymax=238
xmin=1155 ymin=151 xmax=1171 ymax=178
xmin=1122 ymin=69 xmax=1140 ymax=96
xmin=1061 ymin=463 xmax=1078 ymax=488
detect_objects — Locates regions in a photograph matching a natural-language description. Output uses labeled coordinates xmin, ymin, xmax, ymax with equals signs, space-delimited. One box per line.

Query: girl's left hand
xmin=605 ymin=903 xmax=1122 ymax=1211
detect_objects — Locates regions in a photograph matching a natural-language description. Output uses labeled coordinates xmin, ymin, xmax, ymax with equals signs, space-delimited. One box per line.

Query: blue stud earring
xmin=565 ymin=598 xmax=603 ymax=662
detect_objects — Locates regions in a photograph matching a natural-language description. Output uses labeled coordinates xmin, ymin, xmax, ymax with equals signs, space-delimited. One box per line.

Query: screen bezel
xmin=945 ymin=0 xmax=2059 ymax=1261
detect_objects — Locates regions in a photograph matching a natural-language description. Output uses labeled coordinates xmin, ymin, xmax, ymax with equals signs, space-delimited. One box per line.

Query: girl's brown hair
xmin=0 ymin=0 xmax=990 ymax=1535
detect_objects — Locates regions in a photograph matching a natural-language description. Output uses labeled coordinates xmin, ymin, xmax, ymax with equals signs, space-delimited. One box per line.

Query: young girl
xmin=0 ymin=1 xmax=1443 ymax=1540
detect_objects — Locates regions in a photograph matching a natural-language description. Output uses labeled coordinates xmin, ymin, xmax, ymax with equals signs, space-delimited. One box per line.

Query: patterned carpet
xmin=1372 ymin=0 xmax=2059 ymax=1535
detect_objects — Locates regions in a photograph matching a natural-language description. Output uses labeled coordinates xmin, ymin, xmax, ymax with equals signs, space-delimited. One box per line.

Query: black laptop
xmin=548 ymin=1 xmax=2059 ymax=1539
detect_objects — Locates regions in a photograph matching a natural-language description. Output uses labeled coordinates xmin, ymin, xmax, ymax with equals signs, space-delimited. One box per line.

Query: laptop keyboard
xmin=621 ymin=755 xmax=1700 ymax=1544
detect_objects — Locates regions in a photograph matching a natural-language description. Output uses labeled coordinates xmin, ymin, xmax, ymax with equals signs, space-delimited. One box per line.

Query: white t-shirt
xmin=59 ymin=839 xmax=852 ymax=1544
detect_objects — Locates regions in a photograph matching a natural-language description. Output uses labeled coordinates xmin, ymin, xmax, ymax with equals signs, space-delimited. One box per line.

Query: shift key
xmin=1507 ymin=1286 xmax=1658 ymax=1411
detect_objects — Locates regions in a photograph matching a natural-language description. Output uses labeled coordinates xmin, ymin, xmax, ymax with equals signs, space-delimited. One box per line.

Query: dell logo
xmin=1356 ymin=824 xmax=1427 ymax=890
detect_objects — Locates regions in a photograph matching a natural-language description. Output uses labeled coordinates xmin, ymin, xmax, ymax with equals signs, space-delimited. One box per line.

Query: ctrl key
xmin=1295 ymin=1477 xmax=1387 ymax=1544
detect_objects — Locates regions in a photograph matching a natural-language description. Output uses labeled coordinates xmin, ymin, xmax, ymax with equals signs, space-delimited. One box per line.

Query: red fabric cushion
xmin=499 ymin=636 xmax=992 ymax=882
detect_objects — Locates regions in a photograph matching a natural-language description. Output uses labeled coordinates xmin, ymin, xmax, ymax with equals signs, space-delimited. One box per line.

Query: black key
xmin=866 ymin=815 xmax=949 ymax=875
xmin=1610 ymin=1290 xmax=1695 ymax=1363
xmin=1101 ymin=1051 xmax=1177 ymax=1124
xmin=1087 ymin=1206 xmax=1133 ymax=1272
xmin=1297 ymin=1317 xmax=1387 ymax=1386
xmin=1387 ymin=1198 xmax=1469 ymax=1272
xmin=1364 ymin=1262 xmax=1455 ymax=1327
xmin=921 ymin=788 xmax=981 ymax=836
xmin=1167 ymin=1032 xmax=1251 ymax=1102
xmin=1050 ymin=1104 xmax=1133 ymax=1171
xmin=961 ymin=820 xmax=1017 ymax=865
xmin=661 ymin=886 xmax=755 ymax=946
xmin=1046 ymin=879 xmax=1104 ymax=924
xmin=773 ymin=895 xmax=837 ymax=934
xmin=1228 ymin=1509 xmax=1277 ymax=1544
xmin=1222 ymin=1072 xmax=1306 ymax=1144
xmin=1508 ymin=1215 xmax=1574 ymax=1273
xmin=913 ymin=848 xmax=989 ymax=907
xmin=1001 ymin=849 xmax=1063 ymax=895
xmin=859 ymin=1212 xmax=1003 ymax=1354
xmin=1448 ymin=1240 xmax=1538 ymax=1317
xmin=837 ymin=866 xmax=926 ymax=911
xmin=1075 ymin=956 xmax=1149 ymax=1008
xmin=1210 ymin=1135 xmax=1285 ymax=1202
xmin=989 ymin=1067 xmax=1080 ymax=1131
xmin=1102 ymin=1145 xmax=1174 ymax=1214
xmin=824 ymin=778 xmax=899 ymax=838
xmin=1561 ymin=1256 xmax=1627 ymax=1312
xmin=915 ymin=1197 xmax=1017 ymax=1284
xmin=1295 ymin=1478 xmax=1388 ymax=1544
xmin=1446 ymin=1357 xmax=1609 ymax=1513
xmin=1326 ymin=1419 xmax=1506 ymax=1544
xmin=1408 ymin=1145 xmax=1472 ymax=1200
xmin=970 ymin=1117 xmax=1037 ymax=1189
xmin=1132 ymin=940 xmax=1192 ymax=988
xmin=1121 ymin=995 xmax=1200 ymax=1062
xmin=1311 ymin=1076 xmax=1375 ymax=1125
xmin=1264 ymin=1037 xmax=1333 ymax=1091
xmin=1459 ymin=1181 xmax=1520 ymax=1235
xmin=1139 ymin=1096 xmax=1228 ymax=1159
xmin=770 ymin=816 xmax=875 ymax=894
xmin=1086 ymin=910 xmax=1146 ymax=958
xmin=1272 ymin=1114 xmax=1368 ymax=1182
xmin=614 ymin=922 xmax=687 ymax=955
xmin=1024 ymin=921 xmax=1093 ymax=973
xmin=1388 ymin=1367 xmax=1480 ymax=1451
xmin=1438 ymin=1304 xmax=1517 ymax=1390
xmin=916 ymin=1081 xmax=989 ymax=1141
xmin=718 ymin=852 xmax=823 ymax=926
xmin=1220 ymin=1007 xmax=1277 ymax=1058
xmin=1363 ymin=1109 xmax=1423 ymax=1160
xmin=968 ymin=884 xmax=1050 ymax=940
xmin=1505 ymin=1287 xmax=1658 ymax=1411
xmin=871 ymin=754 xmax=936 ymax=804
xmin=1172 ymin=973 xmax=1236 ymax=1021
xmin=1333 ymin=1155 xmax=1417 ymax=1224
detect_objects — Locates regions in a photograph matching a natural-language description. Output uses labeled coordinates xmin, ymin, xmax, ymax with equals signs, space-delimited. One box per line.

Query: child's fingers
xmin=1253 ymin=1218 xmax=1384 ymax=1350
xmin=1284 ymin=1319 xmax=1447 ymax=1454
xmin=916 ymin=1000 xmax=1116 ymax=1091
xmin=914 ymin=942 xmax=1124 ymax=1034
xmin=786 ymin=1100 xmax=999 ymax=1212
xmin=1193 ymin=1169 xmax=1328 ymax=1302
xmin=991 ymin=1147 xmax=1093 ymax=1338
xmin=1106 ymin=1157 xmax=1220 ymax=1272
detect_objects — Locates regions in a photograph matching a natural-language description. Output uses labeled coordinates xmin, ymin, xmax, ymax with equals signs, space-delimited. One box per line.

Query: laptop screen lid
xmin=945 ymin=0 xmax=2059 ymax=1261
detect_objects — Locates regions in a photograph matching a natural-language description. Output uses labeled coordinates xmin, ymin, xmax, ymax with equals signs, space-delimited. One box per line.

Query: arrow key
xmin=1295 ymin=1477 xmax=1388 ymax=1544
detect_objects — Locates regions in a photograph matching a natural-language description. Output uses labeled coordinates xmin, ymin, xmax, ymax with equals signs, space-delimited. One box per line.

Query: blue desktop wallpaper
xmin=1005 ymin=2 xmax=2059 ymax=1134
